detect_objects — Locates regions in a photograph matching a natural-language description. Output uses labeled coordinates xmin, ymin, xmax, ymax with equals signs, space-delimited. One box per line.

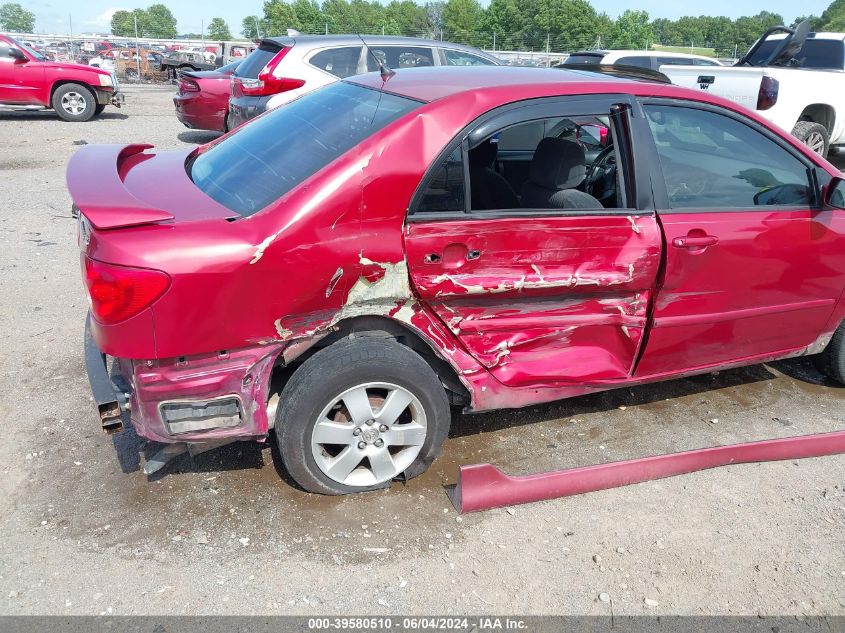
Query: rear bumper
xmin=83 ymin=312 xmax=124 ymax=433
xmin=228 ymin=94 xmax=270 ymax=128
xmin=173 ymin=94 xmax=226 ymax=131
xmin=85 ymin=311 xmax=283 ymax=443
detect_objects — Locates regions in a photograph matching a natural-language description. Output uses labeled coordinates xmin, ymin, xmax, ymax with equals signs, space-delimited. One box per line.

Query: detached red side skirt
xmin=449 ymin=430 xmax=845 ymax=513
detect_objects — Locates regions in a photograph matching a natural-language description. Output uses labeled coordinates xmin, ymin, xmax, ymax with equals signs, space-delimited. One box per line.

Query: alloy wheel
xmin=805 ymin=131 xmax=826 ymax=155
xmin=60 ymin=91 xmax=87 ymax=115
xmin=310 ymin=382 xmax=427 ymax=488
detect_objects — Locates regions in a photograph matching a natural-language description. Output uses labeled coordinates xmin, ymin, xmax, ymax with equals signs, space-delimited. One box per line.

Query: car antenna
xmin=358 ymin=33 xmax=395 ymax=82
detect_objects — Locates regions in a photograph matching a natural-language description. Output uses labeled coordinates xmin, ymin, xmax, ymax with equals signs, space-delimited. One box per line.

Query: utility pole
xmin=325 ymin=23 xmax=328 ymax=35
xmin=68 ymin=14 xmax=73 ymax=58
xmin=134 ymin=15 xmax=141 ymax=81
xmin=546 ymin=32 xmax=550 ymax=67
xmin=201 ymin=20 xmax=205 ymax=47
xmin=492 ymin=32 xmax=496 ymax=52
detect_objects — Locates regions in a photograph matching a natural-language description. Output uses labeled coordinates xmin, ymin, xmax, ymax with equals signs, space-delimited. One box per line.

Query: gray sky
xmin=26 ymin=0 xmax=821 ymax=37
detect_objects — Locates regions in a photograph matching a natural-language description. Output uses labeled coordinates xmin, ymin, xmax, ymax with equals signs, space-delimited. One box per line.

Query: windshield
xmin=9 ymin=36 xmax=45 ymax=61
xmin=747 ymin=38 xmax=844 ymax=69
xmin=190 ymin=82 xmax=421 ymax=216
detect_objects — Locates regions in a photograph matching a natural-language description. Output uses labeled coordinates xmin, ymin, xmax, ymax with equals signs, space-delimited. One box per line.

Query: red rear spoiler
xmin=66 ymin=144 xmax=176 ymax=230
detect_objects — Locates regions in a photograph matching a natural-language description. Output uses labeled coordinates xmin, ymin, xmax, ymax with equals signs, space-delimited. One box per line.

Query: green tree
xmin=264 ymin=0 xmax=301 ymax=35
xmin=533 ymin=0 xmax=600 ymax=51
xmin=242 ymin=15 xmax=270 ymax=38
xmin=292 ymin=0 xmax=325 ymax=33
xmin=384 ymin=0 xmax=428 ymax=36
xmin=208 ymin=17 xmax=232 ymax=40
xmin=144 ymin=4 xmax=177 ymax=38
xmin=110 ymin=9 xmax=135 ymax=37
xmin=0 ymin=2 xmax=34 ymax=31
xmin=442 ymin=0 xmax=484 ymax=43
xmin=819 ymin=0 xmax=845 ymax=29
xmin=611 ymin=9 xmax=652 ymax=49
xmin=424 ymin=1 xmax=445 ymax=36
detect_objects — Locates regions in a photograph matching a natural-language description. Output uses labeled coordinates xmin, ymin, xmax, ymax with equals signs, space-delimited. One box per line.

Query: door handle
xmin=424 ymin=253 xmax=441 ymax=264
xmin=672 ymin=235 xmax=719 ymax=249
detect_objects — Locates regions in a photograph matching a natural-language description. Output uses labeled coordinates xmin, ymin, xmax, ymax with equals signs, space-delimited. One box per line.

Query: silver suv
xmin=229 ymin=35 xmax=501 ymax=128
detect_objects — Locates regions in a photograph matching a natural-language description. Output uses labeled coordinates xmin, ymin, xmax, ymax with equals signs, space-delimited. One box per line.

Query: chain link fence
xmin=5 ymin=23 xmax=740 ymax=85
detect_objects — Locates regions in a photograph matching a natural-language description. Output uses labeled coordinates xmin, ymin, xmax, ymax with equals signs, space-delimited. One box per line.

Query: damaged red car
xmin=71 ymin=66 xmax=845 ymax=495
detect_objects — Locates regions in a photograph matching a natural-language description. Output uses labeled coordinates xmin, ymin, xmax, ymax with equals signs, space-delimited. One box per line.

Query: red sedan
xmin=71 ymin=66 xmax=845 ymax=494
xmin=173 ymin=60 xmax=240 ymax=132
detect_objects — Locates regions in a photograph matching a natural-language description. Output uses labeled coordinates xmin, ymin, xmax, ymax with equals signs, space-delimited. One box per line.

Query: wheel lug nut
xmin=379 ymin=424 xmax=388 ymax=432
xmin=353 ymin=428 xmax=361 ymax=436
xmin=358 ymin=441 xmax=366 ymax=450
xmin=365 ymin=419 xmax=374 ymax=426
xmin=374 ymin=439 xmax=384 ymax=448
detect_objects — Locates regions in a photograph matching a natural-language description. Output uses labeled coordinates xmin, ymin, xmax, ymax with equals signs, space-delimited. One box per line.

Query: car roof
xmin=348 ymin=65 xmax=670 ymax=102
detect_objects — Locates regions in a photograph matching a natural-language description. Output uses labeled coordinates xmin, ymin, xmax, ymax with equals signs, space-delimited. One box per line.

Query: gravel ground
xmin=0 ymin=85 xmax=843 ymax=616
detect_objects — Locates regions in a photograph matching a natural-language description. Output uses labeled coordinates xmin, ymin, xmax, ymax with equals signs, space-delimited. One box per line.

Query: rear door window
xmin=190 ymin=82 xmax=421 ymax=216
xmin=309 ymin=46 xmax=363 ymax=78
xmin=615 ymin=56 xmax=654 ymax=69
xmin=235 ymin=41 xmax=283 ymax=78
xmin=443 ymin=50 xmax=496 ymax=66
xmin=366 ymin=46 xmax=435 ymax=70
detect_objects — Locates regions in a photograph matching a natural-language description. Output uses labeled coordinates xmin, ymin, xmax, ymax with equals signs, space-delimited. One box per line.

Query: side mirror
xmin=825 ymin=177 xmax=845 ymax=210
xmin=9 ymin=47 xmax=27 ymax=62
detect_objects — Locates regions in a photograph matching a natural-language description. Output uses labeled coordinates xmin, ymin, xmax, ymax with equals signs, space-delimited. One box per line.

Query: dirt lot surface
xmin=0 ymin=86 xmax=843 ymax=616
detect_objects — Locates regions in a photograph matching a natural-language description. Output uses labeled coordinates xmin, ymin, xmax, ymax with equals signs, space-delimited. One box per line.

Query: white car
xmin=88 ymin=56 xmax=115 ymax=72
xmin=562 ymin=49 xmax=723 ymax=72
xmin=661 ymin=22 xmax=844 ymax=157
xmin=229 ymin=35 xmax=502 ymax=128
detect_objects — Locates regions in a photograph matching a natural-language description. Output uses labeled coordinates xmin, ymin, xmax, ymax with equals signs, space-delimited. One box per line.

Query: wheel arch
xmin=50 ymin=79 xmax=97 ymax=104
xmin=273 ymin=315 xmax=470 ymax=407
xmin=799 ymin=103 xmax=836 ymax=133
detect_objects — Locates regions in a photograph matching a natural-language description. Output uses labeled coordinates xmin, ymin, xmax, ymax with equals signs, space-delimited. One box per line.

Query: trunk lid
xmin=67 ymin=144 xmax=235 ymax=230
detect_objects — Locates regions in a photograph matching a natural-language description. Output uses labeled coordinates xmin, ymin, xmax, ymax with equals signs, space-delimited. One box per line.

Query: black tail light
xmin=756 ymin=76 xmax=779 ymax=111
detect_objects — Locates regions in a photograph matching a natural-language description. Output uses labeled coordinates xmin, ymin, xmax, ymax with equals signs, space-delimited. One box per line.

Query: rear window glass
xmin=235 ymin=41 xmax=282 ymax=78
xmin=190 ymin=82 xmax=421 ymax=216
xmin=747 ymin=38 xmax=844 ymax=69
xmin=615 ymin=56 xmax=653 ymax=69
xmin=309 ymin=46 xmax=362 ymax=78
xmin=563 ymin=53 xmax=605 ymax=65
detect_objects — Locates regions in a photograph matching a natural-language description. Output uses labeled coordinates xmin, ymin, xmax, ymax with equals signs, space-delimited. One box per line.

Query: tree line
xmin=4 ymin=0 xmax=845 ymax=55
xmin=239 ymin=0 xmax=845 ymax=54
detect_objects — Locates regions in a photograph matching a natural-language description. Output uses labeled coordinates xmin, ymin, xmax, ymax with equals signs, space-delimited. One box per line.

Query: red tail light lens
xmin=84 ymin=256 xmax=171 ymax=325
xmin=756 ymin=75 xmax=779 ymax=111
xmin=179 ymin=77 xmax=200 ymax=93
xmin=234 ymin=46 xmax=304 ymax=96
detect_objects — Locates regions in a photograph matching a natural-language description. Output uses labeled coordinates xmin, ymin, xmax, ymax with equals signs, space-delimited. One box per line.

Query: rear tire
xmin=94 ymin=103 xmax=106 ymax=116
xmin=792 ymin=121 xmax=829 ymax=158
xmin=52 ymin=83 xmax=96 ymax=122
xmin=814 ymin=321 xmax=845 ymax=385
xmin=275 ymin=338 xmax=451 ymax=495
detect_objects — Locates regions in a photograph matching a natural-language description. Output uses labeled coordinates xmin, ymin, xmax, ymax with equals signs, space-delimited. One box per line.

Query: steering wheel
xmin=584 ymin=145 xmax=616 ymax=197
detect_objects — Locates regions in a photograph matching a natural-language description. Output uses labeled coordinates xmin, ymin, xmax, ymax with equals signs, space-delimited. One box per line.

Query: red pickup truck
xmin=0 ymin=34 xmax=123 ymax=122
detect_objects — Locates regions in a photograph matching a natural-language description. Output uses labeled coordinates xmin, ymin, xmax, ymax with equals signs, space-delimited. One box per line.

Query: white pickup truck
xmin=661 ymin=21 xmax=845 ymax=157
